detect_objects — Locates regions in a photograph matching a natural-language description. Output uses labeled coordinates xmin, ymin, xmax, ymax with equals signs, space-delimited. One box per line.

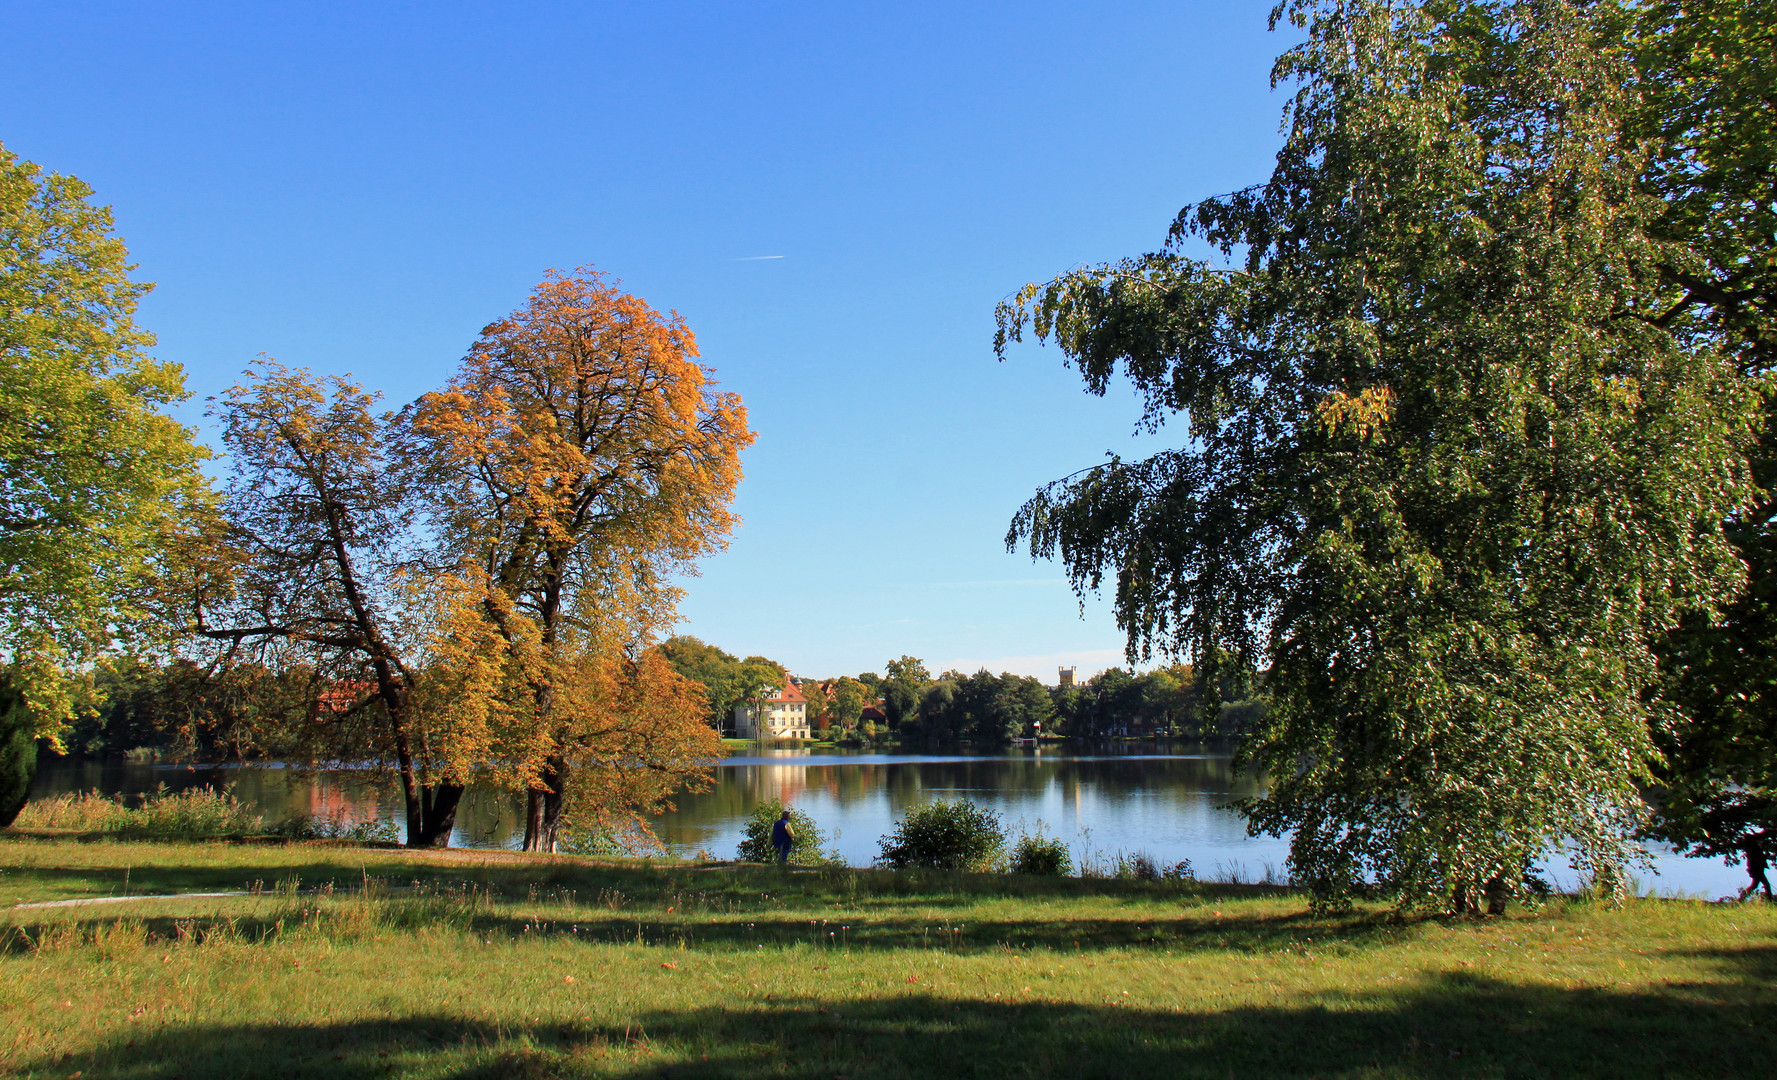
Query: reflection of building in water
xmin=735 ymin=681 xmax=811 ymax=739
xmin=734 ymin=763 xmax=811 ymax=804
xmin=298 ymin=773 xmax=388 ymax=830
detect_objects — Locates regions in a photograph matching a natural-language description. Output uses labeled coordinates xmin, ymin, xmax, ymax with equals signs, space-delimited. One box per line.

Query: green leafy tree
xmin=1048 ymin=684 xmax=1086 ymax=737
xmin=659 ymin=636 xmax=747 ymax=730
xmin=909 ymin=677 xmax=962 ymax=742
xmin=0 ymin=683 xmax=33 ymax=825
xmin=991 ymin=674 xmax=1054 ymax=742
xmin=998 ymin=1 xmax=1757 ymax=911
xmin=657 ymin=638 xmax=793 ymax=735
xmin=906 ymin=670 xmax=1048 ymax=745
xmin=880 ymin=655 xmax=930 ymax=730
xmin=1087 ymin=668 xmax=1141 ymax=738
xmin=801 ymin=680 xmax=830 ymax=732
xmin=826 ymin=675 xmax=872 ymax=732
xmin=1633 ymin=1 xmax=1777 ymax=897
xmin=735 ymin=656 xmax=791 ymax=736
xmin=0 ymin=143 xmax=212 ymax=822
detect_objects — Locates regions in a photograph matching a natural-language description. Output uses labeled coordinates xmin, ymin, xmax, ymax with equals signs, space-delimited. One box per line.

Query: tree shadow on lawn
xmin=0 ymin=848 xmax=717 ymax=907
xmin=1 ymin=835 xmax=1292 ymax=909
xmin=14 ymin=952 xmax=1773 ymax=1079
xmin=0 ymin=903 xmax=1396 ymax=958
xmin=447 ymin=907 xmax=1368 ymax=955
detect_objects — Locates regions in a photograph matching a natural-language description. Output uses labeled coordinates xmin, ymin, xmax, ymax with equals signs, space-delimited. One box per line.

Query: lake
xmin=27 ymin=744 xmax=1751 ymax=899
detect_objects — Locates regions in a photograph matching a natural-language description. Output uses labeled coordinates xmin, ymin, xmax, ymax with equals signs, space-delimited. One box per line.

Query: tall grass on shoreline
xmin=13 ymin=788 xmax=397 ymax=842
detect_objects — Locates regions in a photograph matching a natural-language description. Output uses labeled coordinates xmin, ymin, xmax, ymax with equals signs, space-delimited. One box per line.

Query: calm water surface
xmin=29 ymin=745 xmax=1749 ymax=898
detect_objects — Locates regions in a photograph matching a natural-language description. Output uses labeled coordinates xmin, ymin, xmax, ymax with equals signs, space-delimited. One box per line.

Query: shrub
xmin=558 ymin=823 xmax=665 ymax=858
xmin=1010 ymin=830 xmax=1073 ymax=876
xmin=1113 ymin=851 xmax=1163 ymax=881
xmin=1108 ymin=851 xmax=1195 ymax=882
xmin=737 ymin=800 xmax=832 ymax=865
xmin=876 ymin=799 xmax=1006 ymax=871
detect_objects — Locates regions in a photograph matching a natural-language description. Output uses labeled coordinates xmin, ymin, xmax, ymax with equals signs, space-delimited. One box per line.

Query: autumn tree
xmin=409 ymin=268 xmax=752 ymax=851
xmin=197 ymin=362 xmax=468 ymax=846
xmin=999 ymin=0 xmax=1756 ymax=910
xmin=0 ymin=142 xmax=212 ymax=824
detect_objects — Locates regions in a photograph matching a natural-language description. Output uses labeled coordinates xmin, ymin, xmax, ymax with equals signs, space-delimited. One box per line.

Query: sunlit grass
xmin=2 ymin=835 xmax=1772 ymax=1078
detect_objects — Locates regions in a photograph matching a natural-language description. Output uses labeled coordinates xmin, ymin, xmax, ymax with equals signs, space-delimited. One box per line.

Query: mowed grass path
xmin=1 ymin=835 xmax=1771 ymax=1078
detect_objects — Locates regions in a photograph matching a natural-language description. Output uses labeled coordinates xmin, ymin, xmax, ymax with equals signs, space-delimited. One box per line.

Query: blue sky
xmin=2 ymin=2 xmax=1294 ymax=682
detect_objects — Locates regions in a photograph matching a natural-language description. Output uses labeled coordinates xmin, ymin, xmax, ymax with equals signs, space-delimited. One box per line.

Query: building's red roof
xmin=317 ymin=681 xmax=374 ymax=715
xmin=768 ymin=681 xmax=806 ymax=704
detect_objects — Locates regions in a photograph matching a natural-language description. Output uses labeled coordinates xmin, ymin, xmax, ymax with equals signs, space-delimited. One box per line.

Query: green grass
xmin=2 ymin=835 xmax=1772 ymax=1078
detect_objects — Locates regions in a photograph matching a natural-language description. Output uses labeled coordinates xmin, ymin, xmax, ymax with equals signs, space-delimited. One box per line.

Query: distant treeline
xmin=55 ymin=644 xmax=1265 ymax=761
xmin=658 ymin=637 xmax=1263 ymax=745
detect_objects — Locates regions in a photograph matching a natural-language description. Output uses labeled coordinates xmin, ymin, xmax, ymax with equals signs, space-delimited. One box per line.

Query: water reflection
xmin=28 ymin=746 xmax=1750 ymax=898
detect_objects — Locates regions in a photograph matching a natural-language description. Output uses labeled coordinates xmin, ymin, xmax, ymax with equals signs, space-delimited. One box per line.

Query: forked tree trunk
xmin=413 ymin=783 xmax=466 ymax=847
xmin=522 ymin=755 xmax=567 ymax=852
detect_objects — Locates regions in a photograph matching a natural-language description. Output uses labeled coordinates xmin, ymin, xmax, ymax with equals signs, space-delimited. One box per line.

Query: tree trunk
xmin=0 ymin=678 xmax=38 ymax=828
xmin=389 ymin=720 xmax=428 ymax=849
xmin=521 ymin=755 xmax=567 ymax=852
xmin=413 ymin=783 xmax=465 ymax=847
xmin=1450 ymin=878 xmax=1479 ymax=916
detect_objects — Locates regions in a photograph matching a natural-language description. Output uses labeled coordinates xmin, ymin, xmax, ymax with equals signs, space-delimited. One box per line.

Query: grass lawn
xmin=2 ymin=834 xmax=1772 ymax=1078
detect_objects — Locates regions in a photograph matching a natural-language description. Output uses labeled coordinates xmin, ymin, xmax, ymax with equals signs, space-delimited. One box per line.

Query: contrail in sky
xmin=732 ymin=255 xmax=785 ymax=260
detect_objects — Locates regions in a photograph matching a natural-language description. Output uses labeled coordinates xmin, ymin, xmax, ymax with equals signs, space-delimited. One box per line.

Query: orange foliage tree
xmin=195 ymin=269 xmax=748 ymax=851
xmin=409 ymin=268 xmax=753 ymax=850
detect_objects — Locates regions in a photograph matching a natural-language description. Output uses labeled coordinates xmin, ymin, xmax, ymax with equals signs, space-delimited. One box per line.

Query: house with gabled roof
xmin=734 ymin=680 xmax=811 ymax=739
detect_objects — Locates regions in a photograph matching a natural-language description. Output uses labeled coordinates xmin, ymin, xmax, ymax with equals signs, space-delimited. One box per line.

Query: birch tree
xmin=998 ymin=0 xmax=1757 ymax=911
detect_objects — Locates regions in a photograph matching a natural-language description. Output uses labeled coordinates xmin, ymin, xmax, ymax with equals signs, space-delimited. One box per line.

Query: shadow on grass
xmin=2 ymin=842 xmax=1306 ymax=922
xmin=2 ymin=900 xmax=1396 ymax=958
xmin=14 ymin=956 xmax=1774 ymax=1079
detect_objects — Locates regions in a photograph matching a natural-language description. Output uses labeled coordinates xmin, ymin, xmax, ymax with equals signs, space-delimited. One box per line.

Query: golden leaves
xmin=1315 ymin=384 xmax=1398 ymax=441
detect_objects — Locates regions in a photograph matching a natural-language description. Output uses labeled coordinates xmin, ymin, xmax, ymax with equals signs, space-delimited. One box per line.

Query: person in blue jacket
xmin=771 ymin=810 xmax=795 ymax=865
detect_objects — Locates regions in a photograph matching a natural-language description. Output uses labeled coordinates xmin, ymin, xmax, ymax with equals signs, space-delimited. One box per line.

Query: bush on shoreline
xmin=877 ymin=799 xmax=1007 ymax=871
xmin=1010 ymin=827 xmax=1072 ymax=876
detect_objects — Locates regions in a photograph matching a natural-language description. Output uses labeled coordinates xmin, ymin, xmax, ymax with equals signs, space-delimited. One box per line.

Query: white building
xmin=734 ymin=681 xmax=811 ymax=739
